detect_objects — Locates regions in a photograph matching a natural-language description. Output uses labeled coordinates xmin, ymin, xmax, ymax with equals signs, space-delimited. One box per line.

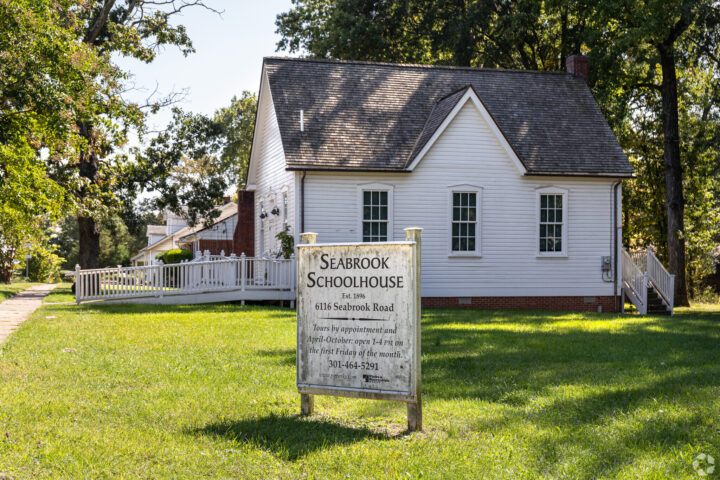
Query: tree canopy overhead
xmin=0 ymin=0 xmax=107 ymax=280
xmin=0 ymin=0 xmax=231 ymax=276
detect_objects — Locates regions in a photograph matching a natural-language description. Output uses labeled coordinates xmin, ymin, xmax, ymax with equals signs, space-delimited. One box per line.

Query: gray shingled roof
xmin=263 ymin=57 xmax=633 ymax=176
xmin=408 ymin=87 xmax=468 ymax=164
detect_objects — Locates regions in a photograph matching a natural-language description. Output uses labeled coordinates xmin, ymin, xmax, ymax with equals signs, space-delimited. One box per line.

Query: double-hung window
xmin=537 ymin=188 xmax=567 ymax=256
xmin=362 ymin=190 xmax=389 ymax=242
xmin=449 ymin=186 xmax=481 ymax=256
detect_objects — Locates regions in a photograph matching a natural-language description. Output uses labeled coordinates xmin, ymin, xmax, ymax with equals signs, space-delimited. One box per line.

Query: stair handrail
xmin=645 ymin=247 xmax=675 ymax=313
xmin=630 ymin=250 xmax=647 ymax=272
xmin=622 ymin=249 xmax=648 ymax=315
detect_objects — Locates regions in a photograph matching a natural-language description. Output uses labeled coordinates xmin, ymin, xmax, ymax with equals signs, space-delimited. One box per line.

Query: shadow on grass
xmin=419 ymin=308 xmax=720 ymax=478
xmin=422 ymin=320 xmax=720 ymax=400
xmin=421 ymin=309 xmax=720 ymax=440
xmin=255 ymin=348 xmax=296 ymax=366
xmin=190 ymin=414 xmax=388 ymax=460
xmin=76 ymin=302 xmax=296 ymax=317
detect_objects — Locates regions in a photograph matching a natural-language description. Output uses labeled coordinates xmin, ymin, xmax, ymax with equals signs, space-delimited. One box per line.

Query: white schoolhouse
xmin=243 ymin=56 xmax=667 ymax=313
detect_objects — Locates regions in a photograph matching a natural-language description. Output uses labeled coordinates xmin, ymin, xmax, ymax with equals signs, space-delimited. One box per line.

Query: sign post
xmin=405 ymin=227 xmax=422 ymax=431
xmin=296 ymin=228 xmax=422 ymax=431
xmin=23 ymin=254 xmax=31 ymax=280
xmin=299 ymin=231 xmax=318 ymax=416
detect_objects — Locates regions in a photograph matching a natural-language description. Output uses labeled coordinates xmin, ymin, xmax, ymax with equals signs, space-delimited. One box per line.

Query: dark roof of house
xmin=262 ymin=57 xmax=633 ymax=176
xmin=408 ymin=87 xmax=468 ymax=164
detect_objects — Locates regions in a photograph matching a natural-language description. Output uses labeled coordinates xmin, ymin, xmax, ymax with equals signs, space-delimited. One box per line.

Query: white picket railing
xmin=622 ymin=249 xmax=648 ymax=315
xmin=630 ymin=251 xmax=647 ymax=272
xmin=621 ymin=247 xmax=675 ymax=315
xmin=74 ymin=254 xmax=296 ymax=304
xmin=646 ymin=248 xmax=675 ymax=312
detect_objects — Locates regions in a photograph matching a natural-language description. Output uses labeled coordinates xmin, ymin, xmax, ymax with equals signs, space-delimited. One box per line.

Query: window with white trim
xmin=537 ymin=189 xmax=567 ymax=256
xmin=362 ymin=190 xmax=389 ymax=242
xmin=451 ymin=191 xmax=478 ymax=253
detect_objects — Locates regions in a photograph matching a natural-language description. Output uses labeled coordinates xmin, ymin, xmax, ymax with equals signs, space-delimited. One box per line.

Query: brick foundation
xmin=421 ymin=295 xmax=621 ymax=313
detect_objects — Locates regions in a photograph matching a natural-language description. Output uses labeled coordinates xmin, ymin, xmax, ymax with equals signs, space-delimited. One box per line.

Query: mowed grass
xmin=0 ymin=303 xmax=718 ymax=479
xmin=42 ymin=282 xmax=75 ymax=304
xmin=0 ymin=281 xmax=38 ymax=302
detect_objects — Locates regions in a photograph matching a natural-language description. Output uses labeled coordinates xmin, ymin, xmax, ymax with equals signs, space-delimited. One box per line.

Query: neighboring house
xmin=130 ymin=201 xmax=244 ymax=266
xmin=244 ymin=56 xmax=635 ymax=312
xmin=146 ymin=225 xmax=167 ymax=246
xmin=177 ymin=211 xmax=238 ymax=254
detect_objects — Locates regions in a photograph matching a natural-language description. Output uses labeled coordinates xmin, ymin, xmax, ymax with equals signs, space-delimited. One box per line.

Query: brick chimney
xmin=566 ymin=55 xmax=589 ymax=84
xmin=232 ymin=190 xmax=254 ymax=256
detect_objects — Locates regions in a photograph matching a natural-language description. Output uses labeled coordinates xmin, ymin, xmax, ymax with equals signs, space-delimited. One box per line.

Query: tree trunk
xmin=559 ymin=6 xmax=568 ymax=68
xmin=453 ymin=0 xmax=473 ymax=67
xmin=78 ymin=215 xmax=100 ymax=269
xmin=0 ymin=259 xmax=13 ymax=283
xmin=658 ymin=43 xmax=690 ymax=306
xmin=77 ymin=120 xmax=101 ymax=270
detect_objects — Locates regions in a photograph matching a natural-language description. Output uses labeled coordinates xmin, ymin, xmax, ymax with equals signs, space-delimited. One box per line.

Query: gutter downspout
xmin=612 ymin=179 xmax=622 ymax=313
xmin=300 ymin=170 xmax=306 ymax=233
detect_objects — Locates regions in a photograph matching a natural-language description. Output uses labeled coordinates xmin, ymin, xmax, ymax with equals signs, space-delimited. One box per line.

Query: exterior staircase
xmin=645 ymin=287 xmax=671 ymax=315
xmin=621 ymin=247 xmax=674 ymax=315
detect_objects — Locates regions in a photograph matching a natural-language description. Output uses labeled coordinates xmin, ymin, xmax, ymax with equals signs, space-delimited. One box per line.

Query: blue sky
xmin=116 ymin=0 xmax=296 ymax=133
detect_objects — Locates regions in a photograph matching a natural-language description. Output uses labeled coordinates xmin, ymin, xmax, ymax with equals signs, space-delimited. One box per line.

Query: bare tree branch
xmin=84 ymin=0 xmax=117 ymax=45
xmin=138 ymin=86 xmax=189 ymax=112
xmin=140 ymin=0 xmax=223 ymax=17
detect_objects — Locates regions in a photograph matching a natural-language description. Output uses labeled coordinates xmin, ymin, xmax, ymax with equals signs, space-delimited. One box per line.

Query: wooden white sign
xmin=296 ymin=228 xmax=422 ymax=430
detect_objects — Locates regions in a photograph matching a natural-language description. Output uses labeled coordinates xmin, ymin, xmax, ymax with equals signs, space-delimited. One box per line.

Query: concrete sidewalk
xmin=0 ymin=284 xmax=57 ymax=343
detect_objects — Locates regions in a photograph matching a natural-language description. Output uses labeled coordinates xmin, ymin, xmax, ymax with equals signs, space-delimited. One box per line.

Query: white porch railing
xmin=74 ymin=254 xmax=296 ymax=304
xmin=622 ymin=249 xmax=648 ymax=315
xmin=646 ymin=248 xmax=675 ymax=312
xmin=622 ymin=247 xmax=675 ymax=314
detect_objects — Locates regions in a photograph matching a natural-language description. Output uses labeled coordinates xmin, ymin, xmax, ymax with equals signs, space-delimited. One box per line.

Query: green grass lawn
xmin=0 ymin=303 xmax=718 ymax=479
xmin=42 ymin=282 xmax=75 ymax=304
xmin=0 ymin=281 xmax=38 ymax=302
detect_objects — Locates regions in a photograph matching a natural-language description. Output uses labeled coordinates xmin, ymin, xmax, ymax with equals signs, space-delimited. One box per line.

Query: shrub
xmin=276 ymin=226 xmax=294 ymax=259
xmin=160 ymin=249 xmax=194 ymax=265
xmin=21 ymin=245 xmax=64 ymax=282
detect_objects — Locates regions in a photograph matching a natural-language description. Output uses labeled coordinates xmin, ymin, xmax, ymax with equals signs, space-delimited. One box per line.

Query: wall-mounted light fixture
xmin=271 ymin=207 xmax=280 ymax=216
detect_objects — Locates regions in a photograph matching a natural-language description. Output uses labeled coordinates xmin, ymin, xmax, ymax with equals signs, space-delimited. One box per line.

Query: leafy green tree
xmin=53 ymin=210 xmax=163 ymax=269
xmin=60 ymin=0 xmax=218 ymax=269
xmin=127 ymin=93 xmax=257 ymax=228
xmin=24 ymin=244 xmax=64 ymax=283
xmin=1 ymin=0 xmax=221 ymax=275
xmin=215 ymin=92 xmax=259 ymax=189
xmin=588 ymin=0 xmax=720 ymax=305
xmin=276 ymin=0 xmax=592 ymax=68
xmin=0 ymin=0 xmax=100 ymax=282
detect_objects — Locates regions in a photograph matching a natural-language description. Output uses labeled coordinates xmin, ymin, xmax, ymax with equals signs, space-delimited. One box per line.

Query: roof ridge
xmin=404 ymin=87 xmax=474 ymax=168
xmin=435 ymin=85 xmax=472 ymax=103
xmin=263 ymin=56 xmax=570 ymax=76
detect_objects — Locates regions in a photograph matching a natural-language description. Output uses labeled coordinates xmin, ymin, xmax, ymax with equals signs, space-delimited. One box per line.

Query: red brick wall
xmin=233 ymin=190 xmax=255 ymax=256
xmin=197 ymin=239 xmax=234 ymax=255
xmin=421 ymin=296 xmax=621 ymax=313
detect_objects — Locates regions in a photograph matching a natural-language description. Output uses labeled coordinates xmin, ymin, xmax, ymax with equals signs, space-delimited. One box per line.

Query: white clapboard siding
xmin=249 ymin=72 xmax=296 ymax=256
xmin=193 ymin=215 xmax=238 ymax=241
xmin=302 ymin=101 xmax=621 ymax=298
